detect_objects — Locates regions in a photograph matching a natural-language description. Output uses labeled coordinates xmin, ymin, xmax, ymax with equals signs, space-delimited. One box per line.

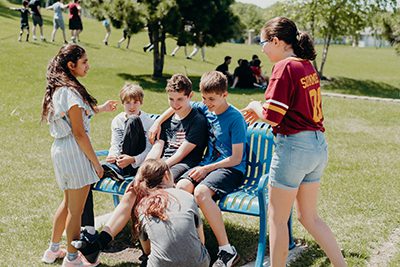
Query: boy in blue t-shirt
xmin=150 ymin=71 xmax=247 ymax=267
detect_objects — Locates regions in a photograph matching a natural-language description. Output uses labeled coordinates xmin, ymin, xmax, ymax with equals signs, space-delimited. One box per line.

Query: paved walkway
xmin=323 ymin=92 xmax=400 ymax=103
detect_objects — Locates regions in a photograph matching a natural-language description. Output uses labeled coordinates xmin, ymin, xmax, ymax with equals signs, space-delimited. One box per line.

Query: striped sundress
xmin=48 ymin=87 xmax=99 ymax=190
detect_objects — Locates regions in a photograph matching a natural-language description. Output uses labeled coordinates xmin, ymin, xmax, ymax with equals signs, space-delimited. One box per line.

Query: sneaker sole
xmin=230 ymin=254 xmax=241 ymax=267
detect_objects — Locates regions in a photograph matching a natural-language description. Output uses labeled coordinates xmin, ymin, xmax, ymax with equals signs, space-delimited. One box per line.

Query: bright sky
xmin=236 ymin=0 xmax=278 ymax=8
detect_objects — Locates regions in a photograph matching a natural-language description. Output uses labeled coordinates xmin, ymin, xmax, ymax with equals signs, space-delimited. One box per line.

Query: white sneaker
xmin=41 ymin=248 xmax=67 ymax=264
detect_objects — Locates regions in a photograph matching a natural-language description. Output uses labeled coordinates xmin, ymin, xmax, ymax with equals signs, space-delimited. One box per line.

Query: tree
xmin=281 ymin=0 xmax=397 ymax=78
xmin=231 ymin=2 xmax=264 ymax=33
xmin=379 ymin=11 xmax=400 ymax=53
xmin=83 ymin=0 xmax=241 ymax=77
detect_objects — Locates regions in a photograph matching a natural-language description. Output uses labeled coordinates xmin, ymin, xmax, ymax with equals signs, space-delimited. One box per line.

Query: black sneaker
xmin=80 ymin=229 xmax=99 ymax=243
xmin=139 ymin=253 xmax=148 ymax=267
xmin=212 ymin=246 xmax=240 ymax=267
xmin=102 ymin=164 xmax=125 ymax=182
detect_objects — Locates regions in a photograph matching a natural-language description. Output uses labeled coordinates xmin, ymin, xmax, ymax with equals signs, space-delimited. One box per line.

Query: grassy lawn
xmin=1 ymin=0 xmax=400 ymax=266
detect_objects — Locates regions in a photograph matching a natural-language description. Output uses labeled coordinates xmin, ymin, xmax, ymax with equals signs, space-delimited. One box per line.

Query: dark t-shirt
xmin=234 ymin=66 xmax=255 ymax=88
xmin=216 ymin=63 xmax=228 ymax=75
xmin=262 ymin=58 xmax=325 ymax=135
xmin=160 ymin=108 xmax=208 ymax=167
xmin=18 ymin=8 xmax=30 ymax=24
xmin=29 ymin=0 xmax=41 ymax=16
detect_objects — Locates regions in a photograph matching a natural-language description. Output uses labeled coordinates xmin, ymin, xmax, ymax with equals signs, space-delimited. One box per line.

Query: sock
xmin=49 ymin=242 xmax=60 ymax=252
xmin=67 ymin=252 xmax=78 ymax=261
xmin=85 ymin=226 xmax=96 ymax=235
xmin=219 ymin=244 xmax=234 ymax=254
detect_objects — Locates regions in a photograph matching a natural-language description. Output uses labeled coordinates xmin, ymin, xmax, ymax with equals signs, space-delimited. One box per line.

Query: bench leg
xmin=113 ymin=195 xmax=120 ymax=207
xmin=288 ymin=211 xmax=296 ymax=250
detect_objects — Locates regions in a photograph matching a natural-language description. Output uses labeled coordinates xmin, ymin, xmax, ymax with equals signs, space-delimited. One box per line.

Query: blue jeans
xmin=269 ymin=131 xmax=328 ymax=190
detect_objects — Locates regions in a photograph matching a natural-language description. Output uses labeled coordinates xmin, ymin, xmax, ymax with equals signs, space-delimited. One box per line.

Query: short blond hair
xmin=165 ymin=74 xmax=192 ymax=96
xmin=199 ymin=71 xmax=227 ymax=95
xmin=120 ymin=83 xmax=144 ymax=104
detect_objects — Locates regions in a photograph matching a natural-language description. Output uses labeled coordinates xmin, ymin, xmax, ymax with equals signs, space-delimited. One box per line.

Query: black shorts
xmin=180 ymin=167 xmax=244 ymax=200
xmin=21 ymin=22 xmax=29 ymax=30
xmin=32 ymin=14 xmax=43 ymax=26
xmin=170 ymin=163 xmax=191 ymax=182
xmin=69 ymin=18 xmax=83 ymax=30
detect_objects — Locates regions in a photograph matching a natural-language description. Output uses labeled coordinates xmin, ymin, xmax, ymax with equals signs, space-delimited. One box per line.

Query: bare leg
xmin=50 ymin=191 xmax=69 ymax=243
xmin=51 ymin=27 xmax=57 ymax=42
xmin=65 ymin=185 xmax=90 ymax=253
xmin=194 ymin=185 xmax=229 ymax=245
xmin=176 ymin=179 xmax=195 ymax=193
xmin=62 ymin=29 xmax=67 ymax=43
xmin=268 ymin=185 xmax=297 ymax=267
xmin=295 ymin=183 xmax=346 ymax=267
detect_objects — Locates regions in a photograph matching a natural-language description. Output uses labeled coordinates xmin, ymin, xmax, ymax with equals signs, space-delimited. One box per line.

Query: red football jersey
xmin=262 ymin=58 xmax=324 ymax=135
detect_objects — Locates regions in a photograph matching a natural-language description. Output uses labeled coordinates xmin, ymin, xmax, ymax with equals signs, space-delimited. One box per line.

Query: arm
xmin=231 ymin=76 xmax=238 ymax=88
xmin=189 ymin=143 xmax=244 ymax=182
xmin=106 ymin=117 xmax=123 ymax=163
xmin=145 ymin=140 xmax=165 ymax=160
xmin=104 ymin=183 xmax=136 ymax=237
xmin=241 ymin=100 xmax=278 ymax=126
xmin=131 ymin=137 xmax=152 ymax=168
xmin=148 ymin=107 xmax=174 ymax=144
xmin=45 ymin=4 xmax=54 ymax=10
xmin=69 ymin=105 xmax=103 ymax=178
xmin=164 ymin=141 xmax=196 ymax=167
xmin=95 ymin=100 xmax=118 ymax=113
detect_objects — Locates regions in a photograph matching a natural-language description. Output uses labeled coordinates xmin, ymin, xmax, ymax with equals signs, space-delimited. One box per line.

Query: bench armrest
xmin=95 ymin=150 xmax=109 ymax=157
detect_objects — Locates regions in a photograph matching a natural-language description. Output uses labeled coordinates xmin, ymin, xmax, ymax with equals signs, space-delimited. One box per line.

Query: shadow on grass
xmin=289 ymin=241 xmax=366 ymax=267
xmin=117 ymin=73 xmax=265 ymax=95
xmin=323 ymin=77 xmax=400 ymax=99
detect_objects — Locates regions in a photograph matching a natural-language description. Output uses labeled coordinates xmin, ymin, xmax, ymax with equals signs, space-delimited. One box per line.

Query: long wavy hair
xmin=261 ymin=17 xmax=317 ymax=61
xmin=131 ymin=159 xmax=172 ymax=239
xmin=41 ymin=44 xmax=97 ymax=122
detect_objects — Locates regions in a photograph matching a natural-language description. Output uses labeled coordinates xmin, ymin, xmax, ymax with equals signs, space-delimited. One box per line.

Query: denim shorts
xmin=269 ymin=131 xmax=328 ymax=190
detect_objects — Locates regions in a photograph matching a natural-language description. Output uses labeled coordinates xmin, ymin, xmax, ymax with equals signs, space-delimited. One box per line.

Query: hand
xmin=106 ymin=155 xmax=117 ymax=163
xmin=98 ymin=100 xmax=118 ymax=113
xmin=148 ymin=122 xmax=161 ymax=144
xmin=241 ymin=101 xmax=262 ymax=125
xmin=188 ymin=166 xmax=209 ymax=182
xmin=94 ymin=164 xmax=104 ymax=178
xmin=116 ymin=154 xmax=134 ymax=169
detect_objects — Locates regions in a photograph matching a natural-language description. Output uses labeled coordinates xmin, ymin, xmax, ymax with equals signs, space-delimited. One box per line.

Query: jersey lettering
xmin=309 ymin=87 xmax=323 ymax=122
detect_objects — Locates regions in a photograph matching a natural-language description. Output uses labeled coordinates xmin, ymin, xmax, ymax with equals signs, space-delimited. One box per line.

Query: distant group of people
xmin=10 ymin=0 xmax=83 ymax=43
xmin=39 ymin=15 xmax=347 ymax=267
xmin=216 ymin=55 xmax=268 ymax=89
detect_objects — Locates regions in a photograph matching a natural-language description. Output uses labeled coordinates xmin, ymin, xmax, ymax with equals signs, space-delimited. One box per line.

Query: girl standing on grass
xmin=242 ymin=17 xmax=347 ymax=267
xmin=40 ymin=44 xmax=117 ymax=266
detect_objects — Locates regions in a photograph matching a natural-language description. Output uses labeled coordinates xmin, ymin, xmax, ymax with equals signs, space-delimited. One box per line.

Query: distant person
xmin=249 ymin=54 xmax=259 ymax=66
xmin=102 ymin=18 xmax=111 ymax=45
xmin=46 ymin=0 xmax=67 ymax=44
xmin=170 ymin=33 xmax=188 ymax=57
xmin=250 ymin=58 xmax=268 ymax=88
xmin=143 ymin=25 xmax=154 ymax=52
xmin=216 ymin=56 xmax=233 ymax=85
xmin=73 ymin=159 xmax=211 ymax=267
xmin=9 ymin=0 xmax=30 ymax=42
xmin=241 ymin=17 xmax=346 ymax=267
xmin=231 ymin=59 xmax=256 ymax=89
xmin=187 ymin=32 xmax=205 ymax=61
xmin=117 ymin=27 xmax=131 ymax=49
xmin=28 ymin=0 xmax=45 ymax=41
xmin=67 ymin=0 xmax=82 ymax=43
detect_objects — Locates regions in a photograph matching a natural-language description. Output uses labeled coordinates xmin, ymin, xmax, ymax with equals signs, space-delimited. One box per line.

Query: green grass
xmin=1 ymin=0 xmax=400 ymax=266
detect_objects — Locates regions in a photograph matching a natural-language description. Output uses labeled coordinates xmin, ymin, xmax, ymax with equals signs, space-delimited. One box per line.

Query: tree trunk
xmin=310 ymin=0 xmax=319 ymax=72
xmin=319 ymin=33 xmax=331 ymax=78
xmin=152 ymin=23 xmax=164 ymax=78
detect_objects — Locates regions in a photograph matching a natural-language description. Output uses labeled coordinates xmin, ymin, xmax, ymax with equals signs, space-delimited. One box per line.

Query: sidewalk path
xmin=323 ymin=92 xmax=400 ymax=103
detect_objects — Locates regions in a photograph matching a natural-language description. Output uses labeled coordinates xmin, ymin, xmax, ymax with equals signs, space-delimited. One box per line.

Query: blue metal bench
xmin=93 ymin=119 xmax=295 ymax=266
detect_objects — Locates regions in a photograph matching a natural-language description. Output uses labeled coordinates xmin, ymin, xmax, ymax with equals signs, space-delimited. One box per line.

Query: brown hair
xmin=261 ymin=17 xmax=317 ymax=61
xmin=41 ymin=44 xmax=97 ymax=122
xmin=165 ymin=74 xmax=192 ymax=96
xmin=131 ymin=159 xmax=171 ymax=238
xmin=120 ymin=83 xmax=144 ymax=104
xmin=199 ymin=71 xmax=227 ymax=94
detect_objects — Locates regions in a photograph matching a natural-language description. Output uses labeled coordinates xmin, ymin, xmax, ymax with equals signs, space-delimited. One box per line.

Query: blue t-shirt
xmin=191 ymin=102 xmax=247 ymax=174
